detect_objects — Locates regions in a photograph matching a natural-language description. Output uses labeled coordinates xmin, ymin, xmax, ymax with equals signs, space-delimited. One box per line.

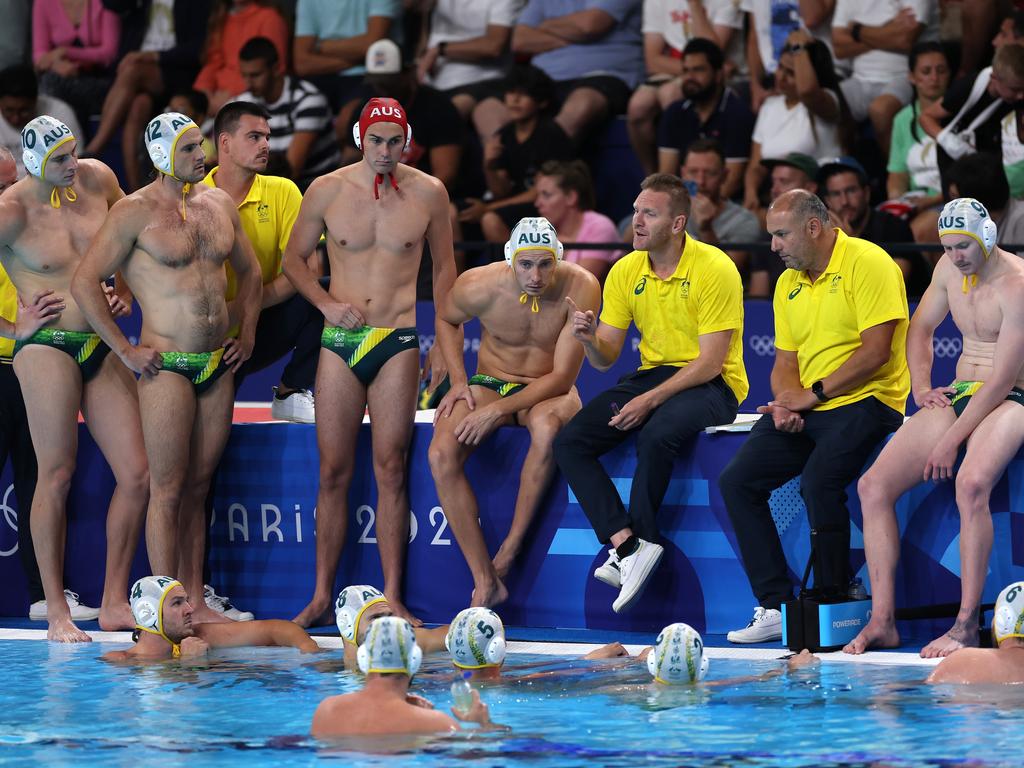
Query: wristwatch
xmin=439 ymin=41 xmax=448 ymax=56
xmin=812 ymin=380 xmax=829 ymax=403
xmin=851 ymin=22 xmax=863 ymax=43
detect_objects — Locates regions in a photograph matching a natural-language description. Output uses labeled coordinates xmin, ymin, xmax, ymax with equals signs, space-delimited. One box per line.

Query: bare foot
xmin=921 ymin=621 xmax=978 ymax=658
xmin=191 ymin=604 xmax=232 ymax=625
xmin=48 ymin=616 xmax=92 ymax=643
xmin=385 ymin=595 xmax=423 ymax=627
xmin=470 ymin=579 xmax=508 ymax=609
xmin=492 ymin=542 xmax=521 ymax=580
xmin=843 ymin=618 xmax=900 ymax=655
xmin=292 ymin=596 xmax=335 ymax=629
xmin=98 ymin=602 xmax=135 ymax=631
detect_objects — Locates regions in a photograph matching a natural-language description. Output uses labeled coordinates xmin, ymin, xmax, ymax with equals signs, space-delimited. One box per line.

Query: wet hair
xmin=640 ymin=173 xmax=691 ymax=218
xmin=682 ymin=38 xmax=724 ymax=71
xmin=0 ymin=64 xmax=38 ymax=100
xmin=685 ymin=137 xmax=725 ymax=166
xmin=537 ymin=159 xmax=596 ymax=211
xmin=946 ymin=152 xmax=1010 ymax=211
xmin=214 ymin=100 xmax=272 ymax=141
xmin=503 ymin=64 xmax=555 ymax=107
xmin=239 ymin=36 xmax=279 ymax=69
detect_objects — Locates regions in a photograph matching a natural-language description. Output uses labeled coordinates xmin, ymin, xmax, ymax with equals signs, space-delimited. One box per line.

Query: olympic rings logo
xmin=932 ymin=337 xmax=962 ymax=358
xmin=0 ymin=484 xmax=18 ymax=557
xmin=748 ymin=335 xmax=776 ymax=357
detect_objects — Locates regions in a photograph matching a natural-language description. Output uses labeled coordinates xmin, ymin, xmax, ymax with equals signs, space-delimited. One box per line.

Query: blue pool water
xmin=0 ymin=640 xmax=1021 ymax=767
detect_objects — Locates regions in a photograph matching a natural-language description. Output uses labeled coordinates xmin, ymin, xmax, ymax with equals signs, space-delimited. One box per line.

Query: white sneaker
xmin=204 ymin=585 xmax=254 ymax=621
xmin=727 ymin=606 xmax=783 ymax=644
xmin=594 ymin=549 xmax=621 ymax=588
xmin=612 ymin=539 xmax=664 ymax=613
xmin=28 ymin=590 xmax=100 ymax=621
xmin=271 ymin=388 xmax=315 ymax=424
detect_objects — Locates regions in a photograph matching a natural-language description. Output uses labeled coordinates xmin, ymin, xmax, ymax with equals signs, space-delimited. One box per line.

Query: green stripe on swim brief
xmin=468 ymin=374 xmax=524 ymax=397
xmin=322 ymin=326 xmax=397 ymax=370
xmin=160 ymin=349 xmax=225 ymax=384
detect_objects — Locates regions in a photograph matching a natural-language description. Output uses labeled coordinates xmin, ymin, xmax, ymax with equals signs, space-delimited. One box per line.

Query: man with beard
xmin=656 ymin=38 xmax=754 ymax=201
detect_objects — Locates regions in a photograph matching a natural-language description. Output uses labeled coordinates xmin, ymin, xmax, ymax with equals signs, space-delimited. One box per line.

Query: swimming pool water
xmin=0 ymin=640 xmax=1020 ymax=767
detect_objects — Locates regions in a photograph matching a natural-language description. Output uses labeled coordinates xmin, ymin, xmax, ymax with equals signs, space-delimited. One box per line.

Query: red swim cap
xmin=353 ymin=97 xmax=411 ymax=152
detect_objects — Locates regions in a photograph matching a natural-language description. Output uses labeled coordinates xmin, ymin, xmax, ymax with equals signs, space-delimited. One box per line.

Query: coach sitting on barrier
xmin=718 ymin=189 xmax=909 ymax=644
xmin=555 ymin=173 xmax=747 ymax=614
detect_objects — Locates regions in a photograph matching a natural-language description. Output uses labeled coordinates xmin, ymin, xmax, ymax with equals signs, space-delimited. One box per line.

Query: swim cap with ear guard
xmin=336 ymin=584 xmax=387 ymax=645
xmin=503 ymin=216 xmax=563 ymax=312
xmin=130 ymin=575 xmax=184 ymax=657
xmin=21 ymin=115 xmax=77 ymax=208
xmin=993 ymin=581 xmax=1024 ymax=645
xmin=352 ymin=97 xmax=412 ymax=200
xmin=356 ymin=616 xmax=422 ymax=676
xmin=937 ymin=197 xmax=998 ymax=293
xmin=445 ymin=607 xmax=507 ymax=669
xmin=145 ymin=111 xmax=200 ymax=221
xmin=647 ymin=623 xmax=709 ymax=684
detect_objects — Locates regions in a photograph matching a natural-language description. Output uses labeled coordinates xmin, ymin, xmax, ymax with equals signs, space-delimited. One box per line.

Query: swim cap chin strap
xmin=519 ymin=292 xmax=540 ymax=313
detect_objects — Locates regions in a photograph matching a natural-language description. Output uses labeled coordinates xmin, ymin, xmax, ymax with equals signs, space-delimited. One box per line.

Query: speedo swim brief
xmin=159 ymin=348 xmax=230 ymax=394
xmin=13 ymin=327 xmax=110 ymax=381
xmin=948 ymin=380 xmax=1024 ymax=417
xmin=321 ymin=325 xmax=418 ymax=386
xmin=468 ymin=373 xmax=526 ymax=398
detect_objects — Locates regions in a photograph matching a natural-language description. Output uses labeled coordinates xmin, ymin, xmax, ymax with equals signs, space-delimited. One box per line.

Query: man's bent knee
xmin=955 ymin=471 xmax=994 ymax=514
xmin=427 ymin=439 xmax=464 ymax=480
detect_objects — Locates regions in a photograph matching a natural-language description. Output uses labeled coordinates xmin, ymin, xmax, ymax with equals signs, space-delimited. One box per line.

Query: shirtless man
xmin=0 ymin=116 xmax=149 ymax=642
xmin=103 ymin=576 xmax=318 ymax=662
xmin=428 ymin=217 xmax=600 ymax=607
xmin=71 ymin=112 xmax=262 ymax=625
xmin=845 ymin=198 xmax=1024 ymax=658
xmin=283 ymin=98 xmax=459 ymax=627
xmin=926 ymin=581 xmax=1024 ymax=684
xmin=311 ymin=616 xmax=498 ymax=738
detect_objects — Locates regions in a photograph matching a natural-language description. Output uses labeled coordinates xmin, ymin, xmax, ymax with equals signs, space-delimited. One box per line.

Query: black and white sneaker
xmin=204 ymin=585 xmax=254 ymax=621
xmin=612 ymin=539 xmax=664 ymax=613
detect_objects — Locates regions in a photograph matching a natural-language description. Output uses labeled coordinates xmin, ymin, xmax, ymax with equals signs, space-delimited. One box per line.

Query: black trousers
xmin=0 ymin=362 xmax=41 ymax=602
xmin=718 ymin=396 xmax=903 ymax=610
xmin=554 ymin=367 xmax=738 ymax=543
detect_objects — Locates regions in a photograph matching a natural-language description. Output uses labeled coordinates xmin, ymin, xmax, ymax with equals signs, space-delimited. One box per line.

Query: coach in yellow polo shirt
xmin=202 ymin=101 xmax=325 ymax=425
xmin=718 ymin=189 xmax=909 ymax=645
xmin=554 ymin=174 xmax=747 ymax=614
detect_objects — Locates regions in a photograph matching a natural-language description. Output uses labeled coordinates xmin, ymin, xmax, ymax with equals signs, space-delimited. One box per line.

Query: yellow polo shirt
xmin=773 ymin=229 xmax=910 ymax=413
xmin=0 ymin=265 xmax=15 ymax=361
xmin=600 ymin=235 xmax=748 ymax=405
xmin=201 ymin=169 xmax=302 ymax=300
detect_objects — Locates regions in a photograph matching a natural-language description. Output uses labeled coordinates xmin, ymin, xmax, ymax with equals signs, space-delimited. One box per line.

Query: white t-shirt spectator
xmin=427 ymin=0 xmax=525 ymax=91
xmin=752 ymin=91 xmax=842 ymax=159
xmin=0 ymin=94 xmax=83 ymax=177
xmin=832 ymin=0 xmax=938 ymax=84
xmin=741 ymin=0 xmax=839 ymax=75
xmin=642 ymin=0 xmax=742 ymax=54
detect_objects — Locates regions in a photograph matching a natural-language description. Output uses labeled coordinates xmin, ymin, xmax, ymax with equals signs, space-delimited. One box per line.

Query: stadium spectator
xmin=512 ymin=0 xmax=644 ymax=143
xmin=418 ymin=0 xmax=525 ymax=142
xmin=237 ymin=36 xmax=341 ymax=189
xmin=946 ymin=152 xmax=1024 ymax=255
xmin=992 ymin=9 xmax=1024 ymax=51
xmin=0 ymin=65 xmax=82 ymax=177
xmin=293 ymin=0 xmax=400 ymax=111
xmin=192 ymin=0 xmax=288 ymax=115
xmin=626 ymin=0 xmax=743 ymax=174
xmin=994 ymin=17 xmax=1024 ymax=198
xmin=656 ymin=37 xmax=753 ymax=201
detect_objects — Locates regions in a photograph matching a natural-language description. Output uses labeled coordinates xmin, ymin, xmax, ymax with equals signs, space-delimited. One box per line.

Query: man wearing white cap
xmin=429 ymin=216 xmax=600 ymax=607
xmin=847 ymin=198 xmax=1024 ymax=658
xmin=0 ymin=115 xmax=149 ymax=643
xmin=71 ymin=112 xmax=262 ymax=626
xmin=283 ymin=97 xmax=459 ymax=629
xmin=927 ymin=581 xmax=1024 ymax=683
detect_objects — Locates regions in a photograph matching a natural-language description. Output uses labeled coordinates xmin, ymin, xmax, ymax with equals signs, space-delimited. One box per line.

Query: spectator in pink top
xmin=194 ymin=0 xmax=289 ymax=114
xmin=33 ymin=0 xmax=120 ymax=124
xmin=535 ymin=160 xmax=624 ymax=284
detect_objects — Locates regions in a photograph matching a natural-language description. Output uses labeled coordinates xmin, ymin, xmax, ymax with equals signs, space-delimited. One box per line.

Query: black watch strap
xmin=812 ymin=380 xmax=829 ymax=403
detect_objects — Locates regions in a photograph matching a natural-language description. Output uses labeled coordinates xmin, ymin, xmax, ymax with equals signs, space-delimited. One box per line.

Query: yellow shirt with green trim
xmin=773 ymin=229 xmax=910 ymax=413
xmin=200 ymin=169 xmax=302 ymax=301
xmin=600 ymin=235 xmax=748 ymax=405
xmin=0 ymin=264 xmax=15 ymax=361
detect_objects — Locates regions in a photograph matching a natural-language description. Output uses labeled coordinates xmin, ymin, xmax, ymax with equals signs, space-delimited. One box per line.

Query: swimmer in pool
xmin=283 ymin=97 xmax=460 ymax=629
xmin=428 ymin=217 xmax=600 ymax=607
xmin=103 ymin=576 xmax=318 ymax=661
xmin=311 ymin=616 xmax=504 ymax=737
xmin=926 ymin=581 xmax=1024 ymax=684
xmin=846 ymin=198 xmax=1024 ymax=658
xmin=0 ymin=115 xmax=148 ymax=642
xmin=72 ymin=113 xmax=262 ymax=627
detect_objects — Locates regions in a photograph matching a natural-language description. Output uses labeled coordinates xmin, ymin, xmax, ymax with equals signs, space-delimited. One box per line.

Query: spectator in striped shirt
xmin=238 ymin=36 xmax=342 ymax=190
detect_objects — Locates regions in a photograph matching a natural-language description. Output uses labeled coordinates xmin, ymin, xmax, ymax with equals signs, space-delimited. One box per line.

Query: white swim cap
xmin=938 ymin=198 xmax=997 ymax=257
xmin=130 ymin=575 xmax=182 ymax=643
xmin=993 ymin=581 xmax=1024 ymax=645
xmin=504 ymin=216 xmax=564 ymax=268
xmin=647 ymin=623 xmax=709 ymax=684
xmin=445 ymin=607 xmax=507 ymax=669
xmin=336 ymin=584 xmax=387 ymax=645
xmin=356 ymin=616 xmax=422 ymax=676
xmin=144 ymin=111 xmax=200 ymax=179
xmin=21 ymin=115 xmax=75 ymax=179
